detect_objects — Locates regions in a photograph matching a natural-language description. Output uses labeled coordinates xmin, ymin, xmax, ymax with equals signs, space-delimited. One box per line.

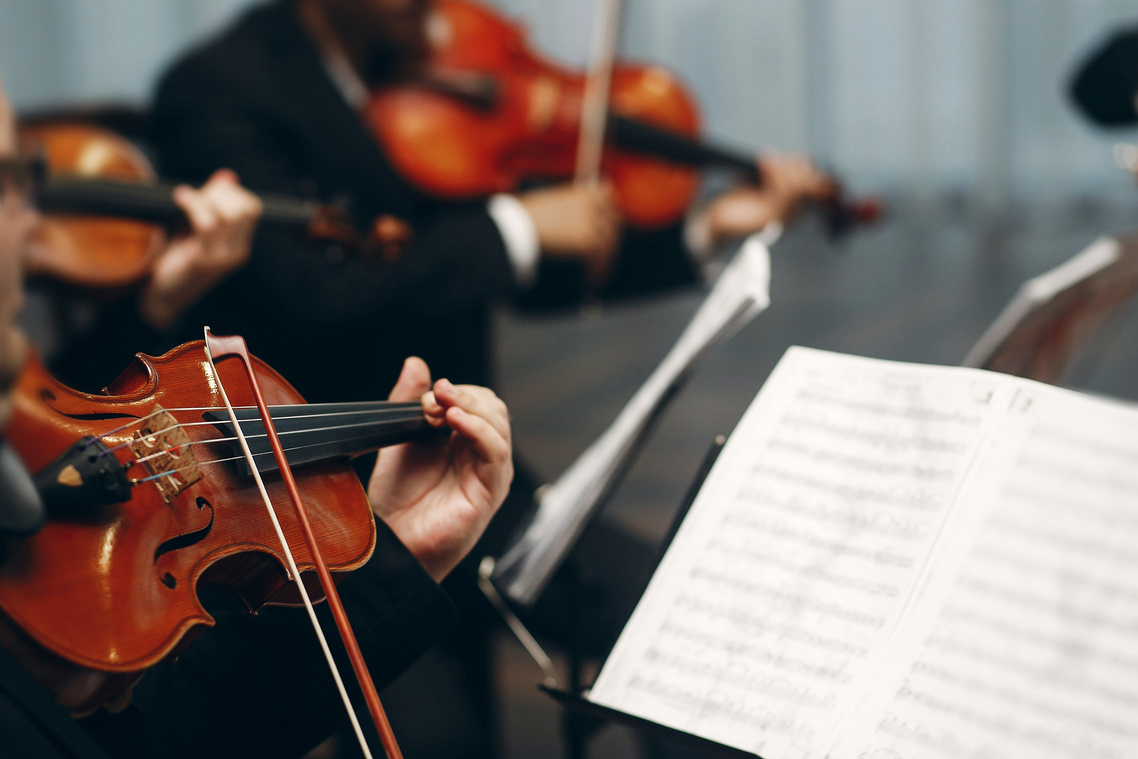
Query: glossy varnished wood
xmin=0 ymin=342 xmax=376 ymax=682
xmin=21 ymin=122 xmax=166 ymax=289
xmin=368 ymin=0 xmax=701 ymax=228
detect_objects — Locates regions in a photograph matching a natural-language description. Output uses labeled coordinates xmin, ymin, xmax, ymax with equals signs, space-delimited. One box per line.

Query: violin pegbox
xmin=128 ymin=407 xmax=201 ymax=504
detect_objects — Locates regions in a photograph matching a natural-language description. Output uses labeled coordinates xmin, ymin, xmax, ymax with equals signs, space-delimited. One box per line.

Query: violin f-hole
xmin=153 ymin=496 xmax=215 ymax=588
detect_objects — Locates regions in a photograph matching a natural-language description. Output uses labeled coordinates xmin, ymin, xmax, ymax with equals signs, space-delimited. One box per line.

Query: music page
xmin=589 ymin=348 xmax=1015 ymax=758
xmin=832 ymin=381 xmax=1138 ymax=759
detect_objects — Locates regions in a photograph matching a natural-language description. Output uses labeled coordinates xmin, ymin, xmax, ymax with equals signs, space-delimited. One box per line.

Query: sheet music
xmin=833 ymin=382 xmax=1138 ymax=759
xmin=493 ymin=236 xmax=773 ymax=606
xmin=962 ymin=236 xmax=1122 ymax=371
xmin=589 ymin=348 xmax=1013 ymax=758
xmin=962 ymin=235 xmax=1138 ymax=384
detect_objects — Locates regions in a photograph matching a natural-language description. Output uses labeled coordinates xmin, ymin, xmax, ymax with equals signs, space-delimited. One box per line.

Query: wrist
xmin=381 ymin=513 xmax=455 ymax=583
xmin=138 ymin=291 xmax=182 ymax=332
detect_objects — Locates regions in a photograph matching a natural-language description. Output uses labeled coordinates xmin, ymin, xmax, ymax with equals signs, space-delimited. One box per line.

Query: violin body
xmin=368 ymin=0 xmax=702 ymax=228
xmin=21 ymin=122 xmax=167 ymax=290
xmin=21 ymin=122 xmax=394 ymax=291
xmin=0 ymin=343 xmax=376 ymax=710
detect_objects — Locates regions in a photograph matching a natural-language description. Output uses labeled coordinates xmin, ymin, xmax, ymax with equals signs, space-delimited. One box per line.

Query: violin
xmin=367 ymin=0 xmax=881 ymax=235
xmin=20 ymin=122 xmax=410 ymax=290
xmin=0 ymin=340 xmax=434 ymax=714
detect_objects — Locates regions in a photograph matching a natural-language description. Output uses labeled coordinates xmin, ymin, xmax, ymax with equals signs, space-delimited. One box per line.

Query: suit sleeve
xmin=514 ymin=222 xmax=700 ymax=312
xmin=149 ymin=63 xmax=517 ymax=325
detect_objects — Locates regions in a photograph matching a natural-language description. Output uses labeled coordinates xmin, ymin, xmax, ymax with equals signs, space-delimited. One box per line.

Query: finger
xmin=209 ymin=168 xmax=239 ymax=185
xmin=598 ymin=186 xmax=622 ymax=222
xmin=790 ymin=155 xmax=818 ymax=189
xmin=445 ymin=404 xmax=511 ymax=467
xmin=589 ymin=196 xmax=621 ymax=250
xmin=433 ymin=379 xmax=510 ymax=443
xmin=419 ymin=390 xmax=447 ymax=427
xmin=595 ymin=218 xmax=619 ymax=259
xmin=200 ymin=175 xmax=263 ymax=228
xmin=756 ymin=160 xmax=786 ymax=197
xmin=147 ymin=236 xmax=198 ymax=282
xmin=388 ymin=356 xmax=432 ymax=402
xmin=172 ymin=185 xmax=219 ymax=239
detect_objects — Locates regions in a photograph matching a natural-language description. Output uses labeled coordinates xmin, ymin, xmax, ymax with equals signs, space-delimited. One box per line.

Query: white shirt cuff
xmin=682 ymin=210 xmax=716 ymax=263
xmin=683 ymin=212 xmax=783 ymax=262
xmin=487 ymin=194 xmax=540 ymax=288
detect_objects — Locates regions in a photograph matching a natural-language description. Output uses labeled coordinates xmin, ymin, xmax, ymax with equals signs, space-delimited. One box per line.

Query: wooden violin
xmin=0 ymin=340 xmax=434 ymax=714
xmin=20 ymin=122 xmax=409 ymax=290
xmin=367 ymin=0 xmax=881 ymax=235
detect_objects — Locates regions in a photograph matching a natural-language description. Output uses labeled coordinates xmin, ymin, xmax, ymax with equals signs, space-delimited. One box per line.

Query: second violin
xmin=368 ymin=0 xmax=880 ymax=234
xmin=20 ymin=122 xmax=408 ymax=290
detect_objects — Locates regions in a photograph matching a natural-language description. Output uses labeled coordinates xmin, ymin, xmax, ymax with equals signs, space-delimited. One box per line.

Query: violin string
xmin=89 ymin=404 xmax=422 ymax=459
xmin=158 ymin=400 xmax=425 ymax=411
xmin=134 ymin=425 xmax=424 ymax=484
xmin=160 ymin=402 xmax=423 ymax=413
xmin=134 ymin=469 xmax=185 ymax=485
xmin=85 ymin=408 xmax=171 ymax=451
xmin=130 ymin=414 xmax=426 ymax=468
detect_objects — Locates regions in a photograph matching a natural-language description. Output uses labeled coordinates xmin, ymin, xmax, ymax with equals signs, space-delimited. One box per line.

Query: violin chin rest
xmin=31 ymin=436 xmax=132 ymax=514
xmin=0 ymin=441 xmax=45 ymax=537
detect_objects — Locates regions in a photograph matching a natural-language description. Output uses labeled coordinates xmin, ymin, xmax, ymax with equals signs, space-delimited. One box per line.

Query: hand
xmin=368 ymin=357 xmax=513 ymax=582
xmin=518 ymin=180 xmax=621 ymax=286
xmin=695 ymin=153 xmax=833 ymax=249
xmin=139 ymin=169 xmax=263 ymax=330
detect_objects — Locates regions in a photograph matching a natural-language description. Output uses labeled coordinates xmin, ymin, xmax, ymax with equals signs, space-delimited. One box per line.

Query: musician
xmin=149 ymin=0 xmax=827 ymax=401
xmin=43 ymin=167 xmax=263 ymax=390
xmin=0 ymin=75 xmax=516 ymax=759
xmin=146 ymin=1 xmax=830 ymax=755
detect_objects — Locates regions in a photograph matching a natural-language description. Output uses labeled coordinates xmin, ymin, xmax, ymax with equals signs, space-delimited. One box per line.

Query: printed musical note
xmin=590 ymin=348 xmax=1007 ymax=757
xmin=591 ymin=348 xmax=1138 ymax=758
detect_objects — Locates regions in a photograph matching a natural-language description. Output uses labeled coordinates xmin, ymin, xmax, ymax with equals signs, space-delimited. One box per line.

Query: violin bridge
xmin=128 ymin=406 xmax=201 ymax=504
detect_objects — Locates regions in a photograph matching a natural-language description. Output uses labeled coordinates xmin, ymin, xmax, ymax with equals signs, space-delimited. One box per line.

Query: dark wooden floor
xmin=490 ymin=196 xmax=1138 ymax=758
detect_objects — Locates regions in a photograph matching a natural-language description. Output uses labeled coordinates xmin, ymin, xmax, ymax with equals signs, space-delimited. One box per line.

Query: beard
xmin=322 ymin=0 xmax=433 ymax=85
xmin=360 ymin=34 xmax=431 ymax=84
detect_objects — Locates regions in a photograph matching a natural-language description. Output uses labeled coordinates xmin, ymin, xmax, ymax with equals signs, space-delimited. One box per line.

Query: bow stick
xmin=574 ymin=0 xmax=624 ymax=183
xmin=202 ymin=328 xmax=403 ymax=759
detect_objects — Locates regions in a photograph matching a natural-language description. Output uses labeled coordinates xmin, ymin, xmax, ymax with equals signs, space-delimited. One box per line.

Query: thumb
xmin=388 ymin=356 xmax=432 ymax=402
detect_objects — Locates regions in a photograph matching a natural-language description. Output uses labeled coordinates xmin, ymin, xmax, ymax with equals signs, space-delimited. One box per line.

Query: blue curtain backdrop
xmin=1 ymin=0 xmax=1137 ymax=204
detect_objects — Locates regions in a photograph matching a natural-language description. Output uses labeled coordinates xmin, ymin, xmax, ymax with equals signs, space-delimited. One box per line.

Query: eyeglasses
xmin=0 ymin=153 xmax=45 ymax=208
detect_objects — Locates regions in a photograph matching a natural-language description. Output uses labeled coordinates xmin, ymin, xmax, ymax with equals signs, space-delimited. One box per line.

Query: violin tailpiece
xmin=128 ymin=407 xmax=201 ymax=504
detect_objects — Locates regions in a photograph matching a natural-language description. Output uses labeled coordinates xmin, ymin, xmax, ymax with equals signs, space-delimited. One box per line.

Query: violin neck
xmin=609 ymin=115 xmax=761 ymax=183
xmin=38 ymin=177 xmax=321 ymax=230
xmin=203 ymin=401 xmax=434 ymax=477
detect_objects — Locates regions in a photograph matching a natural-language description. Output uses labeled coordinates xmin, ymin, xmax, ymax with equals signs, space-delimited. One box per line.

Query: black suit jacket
xmin=0 ymin=519 xmax=455 ymax=759
xmin=150 ymin=0 xmax=514 ymax=401
xmin=148 ymin=0 xmax=698 ymax=405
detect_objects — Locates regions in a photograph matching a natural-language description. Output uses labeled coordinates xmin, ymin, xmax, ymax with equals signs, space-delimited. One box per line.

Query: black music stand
xmin=546 ymin=434 xmax=731 ymax=759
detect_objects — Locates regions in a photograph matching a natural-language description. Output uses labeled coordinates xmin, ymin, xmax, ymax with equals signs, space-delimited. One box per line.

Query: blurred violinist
xmin=150 ymin=0 xmax=831 ymax=403
xmin=37 ymin=164 xmax=263 ymax=391
xmin=0 ymin=72 xmax=518 ymax=759
xmin=148 ymin=1 xmax=833 ymax=756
